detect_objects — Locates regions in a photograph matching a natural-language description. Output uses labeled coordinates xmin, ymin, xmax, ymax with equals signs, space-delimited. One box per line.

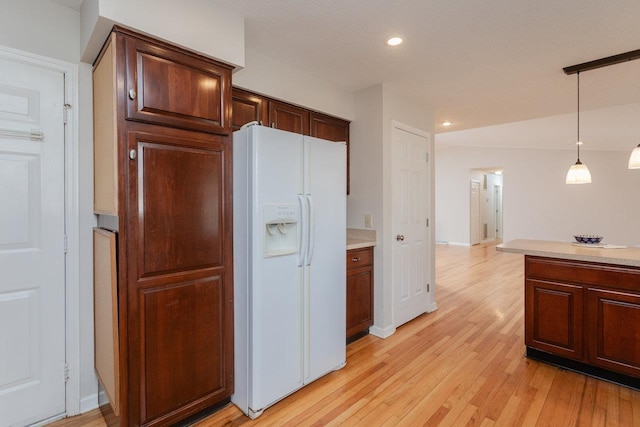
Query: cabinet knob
xmin=129 ymin=149 xmax=137 ymax=160
xmin=351 ymin=257 xmax=361 ymax=262
xmin=396 ymin=234 xmax=405 ymax=241
xmin=128 ymin=89 xmax=136 ymax=100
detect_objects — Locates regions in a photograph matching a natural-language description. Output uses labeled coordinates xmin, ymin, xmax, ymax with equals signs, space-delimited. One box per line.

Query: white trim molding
xmin=369 ymin=325 xmax=397 ymax=339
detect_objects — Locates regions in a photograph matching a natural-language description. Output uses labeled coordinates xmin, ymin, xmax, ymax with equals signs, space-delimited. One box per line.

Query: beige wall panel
xmin=93 ymin=228 xmax=120 ymax=416
xmin=93 ymin=33 xmax=118 ymax=215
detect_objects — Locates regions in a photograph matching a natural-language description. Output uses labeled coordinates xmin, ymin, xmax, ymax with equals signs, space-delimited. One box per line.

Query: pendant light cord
xmin=577 ymin=71 xmax=581 ymax=162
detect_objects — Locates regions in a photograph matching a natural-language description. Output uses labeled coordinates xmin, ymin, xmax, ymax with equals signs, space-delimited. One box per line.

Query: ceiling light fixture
xmin=563 ymin=49 xmax=640 ymax=176
xmin=565 ymin=71 xmax=592 ymax=184
xmin=386 ymin=37 xmax=403 ymax=46
xmin=494 ymin=170 xmax=503 ymax=176
xmin=442 ymin=121 xmax=452 ymax=127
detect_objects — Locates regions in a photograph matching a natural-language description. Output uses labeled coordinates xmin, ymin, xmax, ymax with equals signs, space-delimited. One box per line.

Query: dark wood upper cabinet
xmin=231 ymin=88 xmax=268 ymax=130
xmin=124 ymin=35 xmax=232 ymax=134
xmin=309 ymin=112 xmax=349 ymax=142
xmin=268 ymin=99 xmax=310 ymax=135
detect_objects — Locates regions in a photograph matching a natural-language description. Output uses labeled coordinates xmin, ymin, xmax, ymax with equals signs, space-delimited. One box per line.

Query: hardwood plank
xmin=49 ymin=242 xmax=640 ymax=427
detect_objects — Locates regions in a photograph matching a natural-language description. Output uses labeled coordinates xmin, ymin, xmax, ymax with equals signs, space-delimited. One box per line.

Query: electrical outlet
xmin=364 ymin=214 xmax=373 ymax=228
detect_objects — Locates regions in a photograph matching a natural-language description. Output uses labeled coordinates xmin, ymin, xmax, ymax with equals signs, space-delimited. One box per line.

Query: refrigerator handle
xmin=305 ymin=194 xmax=315 ymax=266
xmin=297 ymin=194 xmax=307 ymax=267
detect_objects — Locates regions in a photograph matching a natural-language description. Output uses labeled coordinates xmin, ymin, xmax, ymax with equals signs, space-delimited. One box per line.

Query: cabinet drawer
xmin=526 ymin=256 xmax=640 ymax=292
xmin=347 ymin=248 xmax=373 ymax=270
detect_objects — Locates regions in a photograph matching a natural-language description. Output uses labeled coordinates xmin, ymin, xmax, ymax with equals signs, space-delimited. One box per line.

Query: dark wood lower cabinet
xmin=125 ymin=126 xmax=233 ymax=426
xmin=346 ymin=247 xmax=374 ymax=342
xmin=525 ymin=255 xmax=640 ymax=385
xmin=525 ymin=279 xmax=583 ymax=360
xmin=586 ymin=288 xmax=640 ymax=377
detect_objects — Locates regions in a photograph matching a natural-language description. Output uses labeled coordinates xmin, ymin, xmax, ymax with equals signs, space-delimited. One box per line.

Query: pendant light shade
xmin=566 ymin=72 xmax=592 ymax=184
xmin=628 ymin=144 xmax=640 ymax=169
xmin=566 ymin=160 xmax=592 ymax=184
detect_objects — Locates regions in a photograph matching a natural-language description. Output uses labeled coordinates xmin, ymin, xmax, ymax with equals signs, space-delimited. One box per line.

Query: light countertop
xmin=347 ymin=228 xmax=376 ymax=250
xmin=497 ymin=239 xmax=640 ymax=267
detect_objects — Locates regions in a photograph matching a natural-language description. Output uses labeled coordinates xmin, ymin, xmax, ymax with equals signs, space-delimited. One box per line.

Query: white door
xmin=0 ymin=57 xmax=66 ymax=426
xmin=470 ymin=179 xmax=481 ymax=245
xmin=392 ymin=124 xmax=430 ymax=328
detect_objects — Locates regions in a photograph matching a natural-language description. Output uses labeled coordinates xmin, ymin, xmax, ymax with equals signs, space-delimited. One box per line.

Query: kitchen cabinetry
xmin=231 ymin=88 xmax=268 ymax=130
xmin=525 ymin=278 xmax=583 ymax=360
xmin=346 ymin=247 xmax=374 ymax=342
xmin=586 ymin=288 xmax=640 ymax=377
xmin=231 ymin=87 xmax=350 ymax=193
xmin=268 ymin=99 xmax=309 ymax=134
xmin=93 ymin=27 xmax=233 ymax=426
xmin=525 ymin=255 xmax=640 ymax=385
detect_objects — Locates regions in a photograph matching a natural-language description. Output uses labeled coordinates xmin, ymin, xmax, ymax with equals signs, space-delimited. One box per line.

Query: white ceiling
xmin=52 ymin=0 xmax=640 ymax=137
xmin=208 ymin=0 xmax=640 ymax=134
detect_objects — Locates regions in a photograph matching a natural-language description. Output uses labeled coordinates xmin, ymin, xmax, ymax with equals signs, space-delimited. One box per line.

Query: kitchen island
xmin=498 ymin=239 xmax=640 ymax=389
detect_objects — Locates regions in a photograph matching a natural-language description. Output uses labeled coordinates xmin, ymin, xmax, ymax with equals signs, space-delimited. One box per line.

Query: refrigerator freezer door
xmin=249 ymin=127 xmax=305 ymax=412
xmin=303 ymin=136 xmax=347 ymax=383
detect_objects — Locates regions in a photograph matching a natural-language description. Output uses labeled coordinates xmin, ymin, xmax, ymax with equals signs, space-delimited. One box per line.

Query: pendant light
xmin=629 ymin=144 xmax=640 ymax=169
xmin=566 ymin=71 xmax=592 ymax=184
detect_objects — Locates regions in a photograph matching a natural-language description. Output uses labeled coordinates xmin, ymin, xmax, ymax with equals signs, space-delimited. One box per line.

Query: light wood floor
xmin=52 ymin=242 xmax=640 ymax=426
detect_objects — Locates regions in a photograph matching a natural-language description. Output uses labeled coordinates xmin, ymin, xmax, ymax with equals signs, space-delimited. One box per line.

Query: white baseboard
xmin=369 ymin=325 xmax=396 ymax=339
xmin=80 ymin=393 xmax=99 ymax=413
xmin=427 ymin=301 xmax=438 ymax=313
xmin=447 ymin=242 xmax=471 ymax=247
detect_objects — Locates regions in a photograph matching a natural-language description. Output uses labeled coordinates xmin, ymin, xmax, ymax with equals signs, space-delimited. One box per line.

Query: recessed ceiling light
xmin=495 ymin=170 xmax=503 ymax=176
xmin=387 ymin=37 xmax=403 ymax=46
xmin=442 ymin=121 xmax=452 ymax=127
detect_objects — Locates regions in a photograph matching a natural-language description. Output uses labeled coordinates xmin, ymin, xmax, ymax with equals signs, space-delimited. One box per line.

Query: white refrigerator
xmin=232 ymin=124 xmax=346 ymax=419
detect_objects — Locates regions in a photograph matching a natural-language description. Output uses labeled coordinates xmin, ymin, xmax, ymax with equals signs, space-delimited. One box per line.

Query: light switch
xmin=364 ymin=214 xmax=373 ymax=228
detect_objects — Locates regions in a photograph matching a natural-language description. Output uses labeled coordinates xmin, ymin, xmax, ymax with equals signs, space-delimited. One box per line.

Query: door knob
xmin=396 ymin=234 xmax=405 ymax=241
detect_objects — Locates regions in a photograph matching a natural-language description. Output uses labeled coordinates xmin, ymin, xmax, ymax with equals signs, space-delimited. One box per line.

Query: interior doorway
xmin=470 ymin=179 xmax=481 ymax=246
xmin=469 ymin=168 xmax=503 ymax=245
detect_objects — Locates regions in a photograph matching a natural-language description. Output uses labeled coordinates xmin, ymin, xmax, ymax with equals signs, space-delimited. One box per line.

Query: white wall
xmin=80 ymin=0 xmax=245 ymax=66
xmin=349 ymin=83 xmax=434 ymax=337
xmin=233 ymin=48 xmax=354 ymax=120
xmin=436 ymin=146 xmax=640 ymax=246
xmin=1 ymin=0 xmax=97 ymax=410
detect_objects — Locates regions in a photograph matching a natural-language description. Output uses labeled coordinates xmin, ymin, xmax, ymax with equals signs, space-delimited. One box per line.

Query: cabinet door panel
xmin=126 ymin=128 xmax=233 ymax=425
xmin=231 ymin=88 xmax=268 ymax=130
xmin=142 ymin=277 xmax=226 ymax=421
xmin=125 ymin=36 xmax=231 ymax=134
xmin=525 ymin=279 xmax=583 ymax=360
xmin=587 ymin=288 xmax=640 ymax=377
xmin=346 ymin=267 xmax=373 ymax=339
xmin=134 ymin=138 xmax=223 ymax=278
xmin=269 ymin=100 xmax=309 ymax=134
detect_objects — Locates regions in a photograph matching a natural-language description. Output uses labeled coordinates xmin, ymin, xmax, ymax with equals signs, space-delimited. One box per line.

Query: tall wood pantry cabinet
xmin=93 ymin=27 xmax=234 ymax=426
